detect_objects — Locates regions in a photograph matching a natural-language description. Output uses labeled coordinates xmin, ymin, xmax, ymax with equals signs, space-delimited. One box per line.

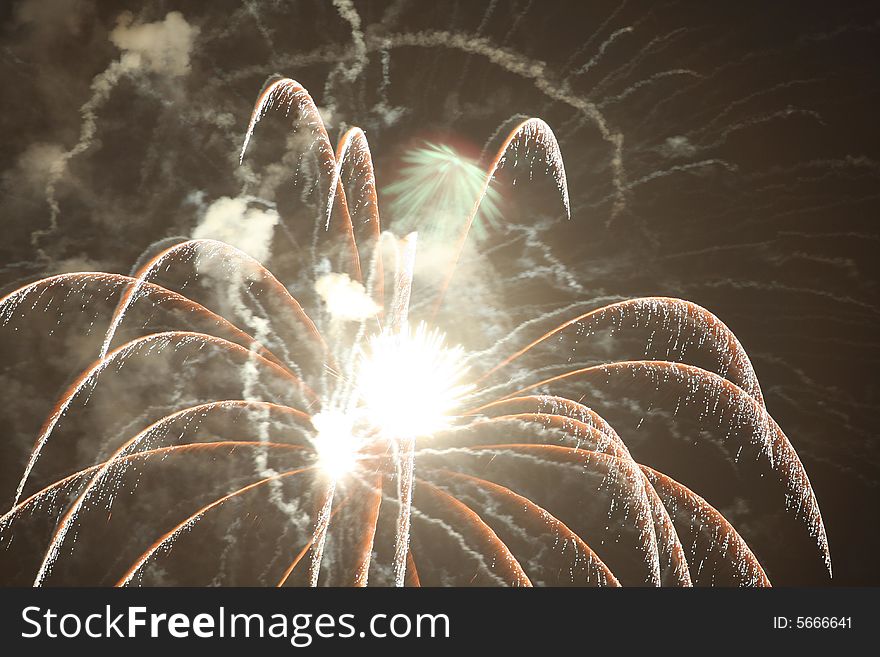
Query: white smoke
xmin=36 ymin=11 xmax=200 ymax=254
xmin=110 ymin=11 xmax=200 ymax=76
xmin=322 ymin=0 xmax=368 ymax=119
xmin=191 ymin=196 xmax=280 ymax=264
xmin=10 ymin=143 xmax=66 ymax=192
xmin=315 ymin=272 xmax=379 ymax=321
xmin=659 ymin=135 xmax=698 ymax=159
xmin=331 ymin=0 xmax=367 ymax=82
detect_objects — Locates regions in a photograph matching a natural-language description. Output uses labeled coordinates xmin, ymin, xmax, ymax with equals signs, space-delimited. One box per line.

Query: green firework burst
xmin=382 ymin=143 xmax=502 ymax=243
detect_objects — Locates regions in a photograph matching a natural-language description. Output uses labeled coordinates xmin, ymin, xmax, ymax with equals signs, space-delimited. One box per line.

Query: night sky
xmin=0 ymin=1 xmax=878 ymax=586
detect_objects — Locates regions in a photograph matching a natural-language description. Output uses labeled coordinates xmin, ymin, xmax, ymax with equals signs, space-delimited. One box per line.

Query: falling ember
xmin=0 ymin=78 xmax=830 ymax=587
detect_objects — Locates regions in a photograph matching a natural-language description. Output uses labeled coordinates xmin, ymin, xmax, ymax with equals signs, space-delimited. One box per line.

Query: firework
xmin=0 ymin=78 xmax=829 ymax=587
xmin=383 ymin=142 xmax=503 ymax=243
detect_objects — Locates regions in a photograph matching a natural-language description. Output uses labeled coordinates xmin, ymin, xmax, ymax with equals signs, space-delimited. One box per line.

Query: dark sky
xmin=0 ymin=0 xmax=878 ymax=586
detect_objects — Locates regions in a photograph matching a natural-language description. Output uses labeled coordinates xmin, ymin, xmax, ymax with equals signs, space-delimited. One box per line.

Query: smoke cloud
xmin=315 ymin=272 xmax=380 ymax=321
xmin=109 ymin=11 xmax=200 ymax=76
xmin=191 ymin=196 xmax=280 ymax=264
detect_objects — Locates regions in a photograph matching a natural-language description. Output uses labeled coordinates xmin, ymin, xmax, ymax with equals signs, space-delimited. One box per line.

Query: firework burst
xmin=383 ymin=142 xmax=503 ymax=243
xmin=0 ymin=77 xmax=829 ymax=587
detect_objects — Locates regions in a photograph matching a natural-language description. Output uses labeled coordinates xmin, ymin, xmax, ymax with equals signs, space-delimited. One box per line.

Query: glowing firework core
xmin=311 ymin=411 xmax=359 ymax=480
xmin=357 ymin=322 xmax=473 ymax=440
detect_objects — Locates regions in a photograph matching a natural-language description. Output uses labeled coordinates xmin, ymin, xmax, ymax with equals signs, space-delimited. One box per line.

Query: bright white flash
xmin=311 ymin=411 xmax=359 ymax=480
xmin=310 ymin=323 xmax=472 ymax=479
xmin=357 ymin=322 xmax=474 ymax=439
